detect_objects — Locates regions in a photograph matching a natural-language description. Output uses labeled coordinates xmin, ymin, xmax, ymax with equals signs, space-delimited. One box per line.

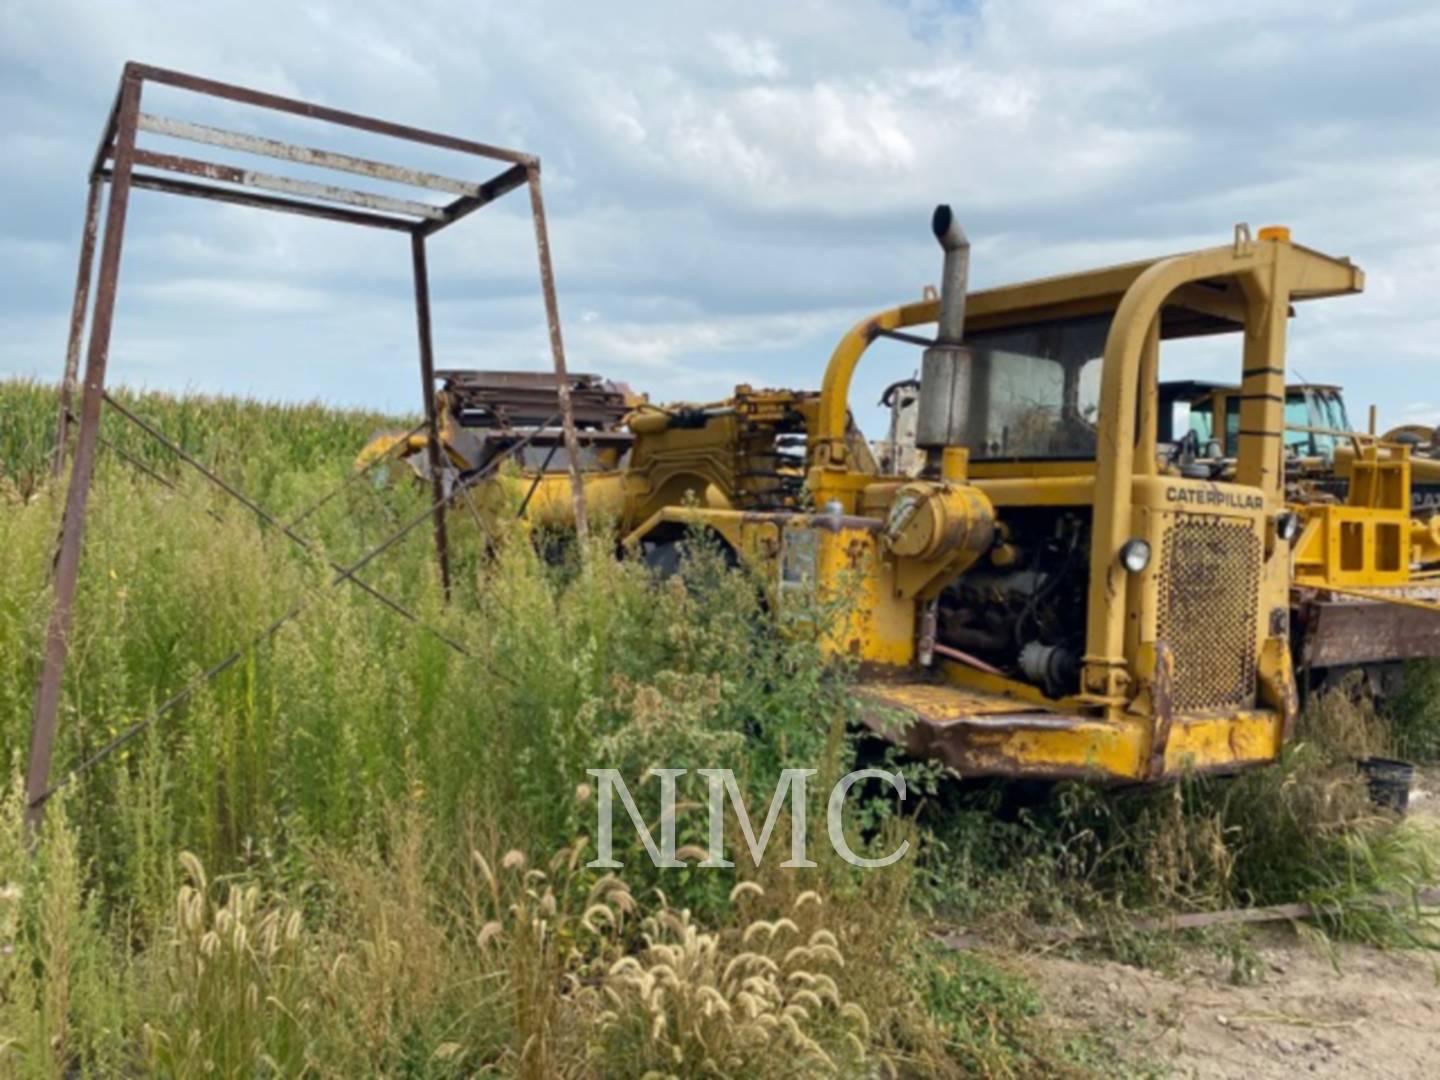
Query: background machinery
xmin=1158 ymin=378 xmax=1440 ymax=512
xmin=1155 ymin=378 xmax=1440 ymax=683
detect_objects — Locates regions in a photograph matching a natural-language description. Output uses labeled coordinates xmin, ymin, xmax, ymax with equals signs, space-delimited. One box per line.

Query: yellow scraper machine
xmin=618 ymin=214 xmax=1365 ymax=782
xmin=385 ymin=211 xmax=1370 ymax=783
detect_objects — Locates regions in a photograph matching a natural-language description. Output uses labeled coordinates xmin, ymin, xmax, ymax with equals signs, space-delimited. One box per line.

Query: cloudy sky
xmin=2 ymin=0 xmax=1437 ymax=436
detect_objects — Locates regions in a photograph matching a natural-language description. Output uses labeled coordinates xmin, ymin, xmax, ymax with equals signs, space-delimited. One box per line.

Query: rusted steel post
xmin=410 ymin=232 xmax=452 ymax=599
xmin=52 ymin=178 xmax=103 ymax=478
xmin=27 ymin=72 xmax=144 ymax=830
xmin=525 ymin=166 xmax=588 ymax=540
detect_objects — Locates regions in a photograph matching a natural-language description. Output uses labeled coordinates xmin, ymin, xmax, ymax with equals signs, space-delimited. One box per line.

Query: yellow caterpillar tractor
xmin=374 ymin=213 xmax=1372 ymax=783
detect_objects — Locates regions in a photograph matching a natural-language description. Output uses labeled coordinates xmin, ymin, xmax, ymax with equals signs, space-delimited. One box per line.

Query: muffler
xmin=916 ymin=205 xmax=976 ymax=452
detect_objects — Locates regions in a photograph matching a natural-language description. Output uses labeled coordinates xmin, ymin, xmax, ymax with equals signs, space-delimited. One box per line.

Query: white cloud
xmin=0 ymin=0 xmax=1437 ymax=434
xmin=133 ymin=278 xmax=335 ymax=314
xmin=572 ymin=307 xmax=843 ymax=369
xmin=710 ymin=31 xmax=786 ymax=80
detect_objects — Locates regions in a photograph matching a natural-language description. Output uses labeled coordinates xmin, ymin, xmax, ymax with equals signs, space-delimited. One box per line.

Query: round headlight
xmin=1276 ymin=510 xmax=1302 ymax=542
xmin=1119 ymin=538 xmax=1151 ymax=573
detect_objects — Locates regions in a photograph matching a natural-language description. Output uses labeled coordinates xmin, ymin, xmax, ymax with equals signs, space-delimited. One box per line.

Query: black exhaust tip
xmin=931 ymin=204 xmax=967 ymax=251
xmin=932 ymin=204 xmax=953 ymax=240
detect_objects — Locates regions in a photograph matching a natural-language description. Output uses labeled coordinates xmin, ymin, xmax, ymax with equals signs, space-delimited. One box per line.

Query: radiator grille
xmin=1157 ymin=518 xmax=1261 ymax=713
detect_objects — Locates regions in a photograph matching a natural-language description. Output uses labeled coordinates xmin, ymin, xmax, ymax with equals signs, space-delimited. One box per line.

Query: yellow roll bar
xmin=811 ymin=232 xmax=1365 ymax=704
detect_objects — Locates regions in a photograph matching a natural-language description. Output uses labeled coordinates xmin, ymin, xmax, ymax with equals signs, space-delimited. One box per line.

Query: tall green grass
xmin=1389 ymin=660 xmax=1440 ymax=763
xmin=0 ymin=383 xmax=863 ymax=912
xmin=2 ymin=379 xmax=1435 ymax=1076
xmin=8 ymin=381 xmax=1076 ymax=1075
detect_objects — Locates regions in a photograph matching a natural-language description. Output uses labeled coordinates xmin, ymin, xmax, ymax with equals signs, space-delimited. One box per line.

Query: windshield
xmin=961 ymin=314 xmax=1108 ymax=459
xmin=1284 ymin=394 xmax=1314 ymax=455
xmin=1323 ymin=391 xmax=1351 ymax=432
xmin=1279 ymin=389 xmax=1351 ymax=460
xmin=1172 ymin=400 xmax=1196 ymax=443
xmin=1186 ymin=398 xmax=1214 ymax=444
xmin=1311 ymin=390 xmax=1350 ymax=459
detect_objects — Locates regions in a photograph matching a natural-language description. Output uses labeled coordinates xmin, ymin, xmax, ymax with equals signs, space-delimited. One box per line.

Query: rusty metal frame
xmin=30 ymin=61 xmax=590 ymax=827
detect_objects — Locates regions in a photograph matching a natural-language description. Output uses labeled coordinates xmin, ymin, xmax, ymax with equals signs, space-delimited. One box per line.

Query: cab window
xmin=1284 ymin=395 xmax=1314 ymax=455
xmin=960 ymin=314 xmax=1108 ymax=460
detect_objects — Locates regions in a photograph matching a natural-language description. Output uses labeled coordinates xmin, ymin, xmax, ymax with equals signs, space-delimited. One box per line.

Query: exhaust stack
xmin=916 ymin=205 xmax=976 ymax=452
xmin=932 ymin=205 xmax=969 ymax=344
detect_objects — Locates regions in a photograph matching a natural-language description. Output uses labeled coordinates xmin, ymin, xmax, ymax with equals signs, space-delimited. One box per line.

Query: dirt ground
xmin=1026 ymin=927 xmax=1438 ymax=1077
xmin=1024 ymin=771 xmax=1440 ymax=1078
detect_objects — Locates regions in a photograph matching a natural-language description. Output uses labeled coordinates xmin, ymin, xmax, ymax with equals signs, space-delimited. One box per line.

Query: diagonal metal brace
xmin=29 ymin=420 xmax=554 ymax=811
xmin=102 ymin=392 xmax=471 ymax=656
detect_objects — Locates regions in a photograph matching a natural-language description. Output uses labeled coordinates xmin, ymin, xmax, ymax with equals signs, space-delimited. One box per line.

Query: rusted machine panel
xmin=1299 ymin=597 xmax=1440 ymax=668
xmin=438 ymin=370 xmax=634 ymax=430
xmin=854 ymin=681 xmax=1123 ymax=782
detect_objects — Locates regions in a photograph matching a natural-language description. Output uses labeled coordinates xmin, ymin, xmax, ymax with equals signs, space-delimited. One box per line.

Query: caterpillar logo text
xmin=1165 ymin=487 xmax=1265 ymax=511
